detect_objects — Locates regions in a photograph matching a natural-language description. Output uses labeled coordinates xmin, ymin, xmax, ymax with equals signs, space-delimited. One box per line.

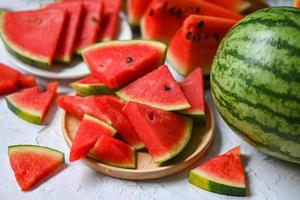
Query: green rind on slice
xmin=5 ymin=96 xmax=42 ymax=125
xmin=179 ymin=109 xmax=206 ymax=124
xmin=84 ymin=114 xmax=117 ymax=134
xmin=70 ymin=82 xmax=114 ymax=96
xmin=188 ymin=170 xmax=246 ymax=197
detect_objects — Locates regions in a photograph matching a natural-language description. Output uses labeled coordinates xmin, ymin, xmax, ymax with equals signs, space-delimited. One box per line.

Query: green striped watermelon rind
xmin=0 ymin=11 xmax=51 ymax=69
xmin=70 ymin=82 xmax=114 ymax=97
xmin=188 ymin=168 xmax=246 ymax=196
xmin=179 ymin=109 xmax=206 ymax=124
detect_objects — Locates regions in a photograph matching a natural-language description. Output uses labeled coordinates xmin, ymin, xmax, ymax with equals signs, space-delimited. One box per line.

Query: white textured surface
xmin=0 ymin=1 xmax=299 ymax=200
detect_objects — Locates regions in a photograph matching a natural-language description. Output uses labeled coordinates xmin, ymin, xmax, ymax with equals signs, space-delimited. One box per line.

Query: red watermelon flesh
xmin=127 ymin=0 xmax=152 ymax=26
xmin=116 ymin=65 xmax=190 ymax=111
xmin=8 ymin=145 xmax=65 ymax=191
xmin=0 ymin=63 xmax=20 ymax=95
xmin=70 ymin=114 xmax=116 ymax=162
xmin=99 ymin=95 xmax=144 ymax=149
xmin=74 ymin=0 xmax=103 ymax=53
xmin=76 ymin=75 xmax=102 ymax=84
xmin=5 ymin=82 xmax=57 ymax=124
xmin=179 ymin=68 xmax=205 ymax=122
xmin=18 ymin=75 xmax=37 ymax=89
xmin=167 ymin=15 xmax=238 ymax=76
xmin=202 ymin=0 xmax=249 ymax=12
xmin=141 ymin=0 xmax=243 ymax=44
xmin=90 ymin=135 xmax=136 ymax=168
xmin=295 ymin=0 xmax=300 ymax=8
xmin=47 ymin=1 xmax=83 ymax=62
xmin=82 ymin=40 xmax=167 ymax=89
xmin=0 ymin=9 xmax=66 ymax=67
xmin=56 ymin=95 xmax=111 ymax=123
xmin=123 ymin=101 xmax=193 ymax=163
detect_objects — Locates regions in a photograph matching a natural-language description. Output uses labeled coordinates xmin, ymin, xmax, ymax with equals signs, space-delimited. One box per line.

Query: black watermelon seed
xmin=149 ymin=9 xmax=154 ymax=16
xmin=126 ymin=57 xmax=134 ymax=63
xmin=198 ymin=21 xmax=205 ymax=28
xmin=164 ymin=85 xmax=172 ymax=91
xmin=186 ymin=32 xmax=193 ymax=40
xmin=91 ymin=17 xmax=98 ymax=23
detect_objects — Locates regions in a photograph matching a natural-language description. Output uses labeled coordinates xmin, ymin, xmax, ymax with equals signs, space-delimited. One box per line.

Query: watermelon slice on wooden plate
xmin=167 ymin=15 xmax=238 ymax=76
xmin=70 ymin=114 xmax=116 ymax=162
xmin=127 ymin=0 xmax=152 ymax=26
xmin=188 ymin=146 xmax=246 ymax=196
xmin=82 ymin=40 xmax=167 ymax=89
xmin=5 ymin=82 xmax=57 ymax=124
xmin=8 ymin=145 xmax=65 ymax=191
xmin=0 ymin=9 xmax=66 ymax=68
xmin=47 ymin=1 xmax=83 ymax=63
xmin=90 ymin=135 xmax=136 ymax=169
xmin=116 ymin=65 xmax=191 ymax=111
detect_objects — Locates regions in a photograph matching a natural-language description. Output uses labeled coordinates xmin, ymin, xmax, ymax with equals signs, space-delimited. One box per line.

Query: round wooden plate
xmin=61 ymin=104 xmax=215 ymax=180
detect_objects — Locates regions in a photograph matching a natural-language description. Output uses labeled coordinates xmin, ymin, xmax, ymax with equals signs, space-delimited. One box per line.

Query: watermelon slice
xmin=123 ymin=101 xmax=193 ymax=163
xmin=70 ymin=76 xmax=114 ymax=96
xmin=188 ymin=146 xmax=246 ymax=196
xmin=141 ymin=0 xmax=243 ymax=44
xmin=47 ymin=1 xmax=83 ymax=62
xmin=98 ymin=95 xmax=144 ymax=149
xmin=18 ymin=75 xmax=36 ymax=89
xmin=56 ymin=95 xmax=111 ymax=123
xmin=295 ymin=0 xmax=300 ymax=8
xmin=167 ymin=15 xmax=238 ymax=76
xmin=202 ymin=0 xmax=250 ymax=12
xmin=74 ymin=0 xmax=103 ymax=53
xmin=127 ymin=0 xmax=152 ymax=26
xmin=8 ymin=145 xmax=65 ymax=191
xmin=5 ymin=82 xmax=57 ymax=124
xmin=179 ymin=68 xmax=205 ymax=123
xmin=90 ymin=135 xmax=136 ymax=168
xmin=82 ymin=40 xmax=167 ymax=89
xmin=70 ymin=114 xmax=116 ymax=162
xmin=0 ymin=9 xmax=66 ymax=68
xmin=116 ymin=65 xmax=191 ymax=111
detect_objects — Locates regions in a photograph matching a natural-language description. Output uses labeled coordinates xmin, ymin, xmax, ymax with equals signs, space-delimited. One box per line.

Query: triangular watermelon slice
xmin=0 ymin=9 xmax=66 ymax=68
xmin=90 ymin=135 xmax=136 ymax=168
xmin=70 ymin=114 xmax=116 ymax=162
xmin=188 ymin=146 xmax=246 ymax=196
xmin=123 ymin=101 xmax=193 ymax=163
xmin=56 ymin=95 xmax=111 ymax=123
xmin=117 ymin=65 xmax=191 ymax=111
xmin=70 ymin=75 xmax=114 ymax=96
xmin=8 ymin=145 xmax=65 ymax=191
xmin=5 ymin=82 xmax=57 ymax=124
xmin=82 ymin=40 xmax=167 ymax=89
xmin=47 ymin=1 xmax=83 ymax=63
xmin=179 ymin=68 xmax=206 ymax=123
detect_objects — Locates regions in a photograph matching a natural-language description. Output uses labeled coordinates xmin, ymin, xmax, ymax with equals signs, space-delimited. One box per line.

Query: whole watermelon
xmin=211 ymin=7 xmax=300 ymax=164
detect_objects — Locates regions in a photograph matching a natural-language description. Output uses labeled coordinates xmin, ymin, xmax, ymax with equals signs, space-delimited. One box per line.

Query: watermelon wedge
xmin=202 ymin=0 xmax=250 ymax=12
xmin=179 ymin=68 xmax=205 ymax=123
xmin=74 ymin=0 xmax=103 ymax=53
xmin=90 ymin=135 xmax=136 ymax=168
xmin=98 ymin=95 xmax=144 ymax=149
xmin=295 ymin=0 xmax=300 ymax=8
xmin=141 ymin=0 xmax=243 ymax=44
xmin=116 ymin=65 xmax=191 ymax=111
xmin=56 ymin=95 xmax=111 ymax=123
xmin=123 ymin=101 xmax=193 ymax=163
xmin=127 ymin=0 xmax=152 ymax=26
xmin=70 ymin=76 xmax=114 ymax=96
xmin=0 ymin=9 xmax=66 ymax=68
xmin=167 ymin=15 xmax=238 ymax=76
xmin=188 ymin=147 xmax=246 ymax=196
xmin=8 ymin=145 xmax=65 ymax=191
xmin=47 ymin=1 xmax=83 ymax=63
xmin=82 ymin=40 xmax=167 ymax=89
xmin=5 ymin=82 xmax=57 ymax=124
xmin=70 ymin=114 xmax=116 ymax=162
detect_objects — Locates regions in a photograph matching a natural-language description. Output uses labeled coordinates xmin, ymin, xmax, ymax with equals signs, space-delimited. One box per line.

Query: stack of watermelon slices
xmin=0 ymin=0 xmax=122 ymax=68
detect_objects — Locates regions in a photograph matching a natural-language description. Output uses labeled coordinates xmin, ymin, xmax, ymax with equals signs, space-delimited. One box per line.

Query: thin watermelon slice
xmin=0 ymin=63 xmax=20 ymax=95
xmin=70 ymin=114 xmax=116 ymax=162
xmin=295 ymin=0 xmax=300 ymax=8
xmin=167 ymin=15 xmax=238 ymax=76
xmin=116 ymin=65 xmax=191 ymax=111
xmin=5 ymin=82 xmax=57 ymax=124
xmin=141 ymin=0 xmax=243 ymax=44
xmin=203 ymin=0 xmax=250 ymax=12
xmin=70 ymin=76 xmax=114 ymax=96
xmin=8 ymin=145 xmax=65 ymax=191
xmin=82 ymin=40 xmax=167 ymax=89
xmin=179 ymin=68 xmax=205 ymax=123
xmin=188 ymin=146 xmax=246 ymax=196
xmin=127 ymin=0 xmax=152 ymax=26
xmin=0 ymin=9 xmax=66 ymax=68
xmin=90 ymin=135 xmax=136 ymax=168
xmin=47 ymin=1 xmax=83 ymax=63
xmin=56 ymin=95 xmax=111 ymax=123
xmin=74 ymin=0 xmax=103 ymax=53
xmin=98 ymin=95 xmax=144 ymax=149
xmin=123 ymin=101 xmax=193 ymax=163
